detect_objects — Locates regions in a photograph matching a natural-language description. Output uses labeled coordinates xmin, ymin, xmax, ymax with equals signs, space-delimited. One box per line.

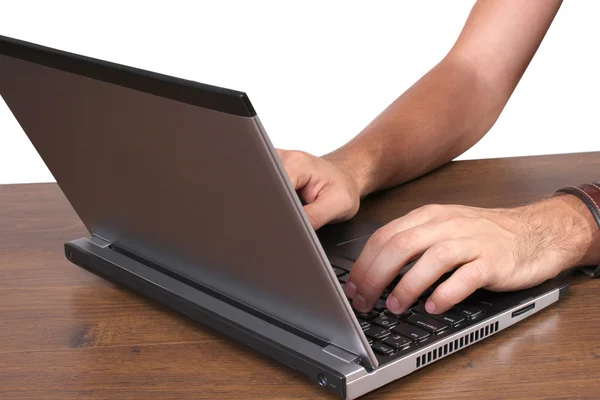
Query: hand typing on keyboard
xmin=343 ymin=196 xmax=598 ymax=315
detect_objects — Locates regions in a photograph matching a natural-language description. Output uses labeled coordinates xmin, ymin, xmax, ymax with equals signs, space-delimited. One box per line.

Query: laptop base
xmin=65 ymin=236 xmax=368 ymax=399
xmin=65 ymin=236 xmax=568 ymax=400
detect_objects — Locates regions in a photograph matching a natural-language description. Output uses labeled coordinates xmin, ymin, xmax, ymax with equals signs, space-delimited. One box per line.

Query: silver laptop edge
xmin=251 ymin=115 xmax=378 ymax=369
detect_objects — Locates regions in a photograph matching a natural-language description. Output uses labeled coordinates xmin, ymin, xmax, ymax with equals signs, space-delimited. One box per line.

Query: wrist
xmin=323 ymin=144 xmax=380 ymax=198
xmin=521 ymin=194 xmax=600 ymax=271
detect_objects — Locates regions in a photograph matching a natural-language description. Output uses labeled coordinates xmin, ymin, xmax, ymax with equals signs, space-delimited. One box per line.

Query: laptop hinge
xmin=90 ymin=234 xmax=111 ymax=248
xmin=322 ymin=344 xmax=359 ymax=364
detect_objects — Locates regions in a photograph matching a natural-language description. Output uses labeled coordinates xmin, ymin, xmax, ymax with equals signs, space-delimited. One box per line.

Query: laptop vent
xmin=415 ymin=321 xmax=499 ymax=369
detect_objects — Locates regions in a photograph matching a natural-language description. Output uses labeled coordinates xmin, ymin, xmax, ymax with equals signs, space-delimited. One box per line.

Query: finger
xmin=348 ymin=219 xmax=462 ymax=312
xmin=278 ymin=152 xmax=328 ymax=208
xmin=348 ymin=213 xmax=435 ymax=292
xmin=351 ymin=205 xmax=464 ymax=281
xmin=427 ymin=259 xmax=489 ymax=314
xmin=387 ymin=238 xmax=481 ymax=315
xmin=304 ymin=188 xmax=352 ymax=230
xmin=276 ymin=150 xmax=316 ymax=192
xmin=282 ymin=160 xmax=311 ymax=191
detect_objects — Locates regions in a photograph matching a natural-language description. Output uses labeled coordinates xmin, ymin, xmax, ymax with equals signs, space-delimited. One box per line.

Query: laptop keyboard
xmin=333 ymin=263 xmax=488 ymax=358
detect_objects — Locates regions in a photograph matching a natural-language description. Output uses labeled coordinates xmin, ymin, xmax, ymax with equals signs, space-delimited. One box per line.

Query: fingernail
xmin=386 ymin=295 xmax=404 ymax=315
xmin=353 ymin=294 xmax=368 ymax=313
xmin=345 ymin=281 xmax=357 ymax=298
xmin=425 ymin=299 xmax=437 ymax=314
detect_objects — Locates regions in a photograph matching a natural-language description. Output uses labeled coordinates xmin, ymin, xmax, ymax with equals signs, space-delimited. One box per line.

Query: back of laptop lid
xmin=0 ymin=35 xmax=377 ymax=368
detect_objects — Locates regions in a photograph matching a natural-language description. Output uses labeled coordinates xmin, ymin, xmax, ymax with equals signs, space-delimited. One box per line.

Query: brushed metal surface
xmin=0 ymin=52 xmax=377 ymax=368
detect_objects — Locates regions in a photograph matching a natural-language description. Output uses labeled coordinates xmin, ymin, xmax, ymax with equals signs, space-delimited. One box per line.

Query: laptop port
xmin=511 ymin=303 xmax=535 ymax=318
xmin=317 ymin=373 xmax=328 ymax=387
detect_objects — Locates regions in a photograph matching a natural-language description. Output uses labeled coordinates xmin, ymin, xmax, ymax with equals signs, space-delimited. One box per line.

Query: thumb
xmin=303 ymin=190 xmax=353 ymax=230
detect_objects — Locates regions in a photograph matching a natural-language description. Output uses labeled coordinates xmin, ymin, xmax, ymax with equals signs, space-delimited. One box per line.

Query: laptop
xmin=0 ymin=34 xmax=568 ymax=399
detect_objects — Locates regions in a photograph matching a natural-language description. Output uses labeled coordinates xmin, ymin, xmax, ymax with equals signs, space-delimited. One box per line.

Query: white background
xmin=1 ymin=1 xmax=598 ymax=184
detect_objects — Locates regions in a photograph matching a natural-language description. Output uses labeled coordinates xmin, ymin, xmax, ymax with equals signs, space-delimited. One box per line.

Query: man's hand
xmin=276 ymin=149 xmax=361 ymax=230
xmin=344 ymin=194 xmax=600 ymax=315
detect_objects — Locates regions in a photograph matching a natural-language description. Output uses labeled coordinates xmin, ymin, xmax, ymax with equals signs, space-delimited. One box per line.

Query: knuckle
xmin=358 ymin=274 xmax=381 ymax=296
xmin=339 ymin=192 xmax=357 ymax=213
xmin=390 ymin=231 xmax=418 ymax=253
xmin=369 ymin=229 xmax=390 ymax=249
xmin=462 ymin=261 xmax=487 ymax=287
xmin=349 ymin=263 xmax=370 ymax=286
xmin=405 ymin=207 xmax=422 ymax=217
xmin=417 ymin=204 xmax=460 ymax=223
xmin=450 ymin=216 xmax=490 ymax=232
xmin=453 ymin=216 xmax=474 ymax=228
xmin=416 ymin=204 xmax=442 ymax=218
xmin=283 ymin=150 xmax=307 ymax=165
xmin=431 ymin=213 xmax=453 ymax=223
xmin=393 ymin=277 xmax=417 ymax=300
xmin=428 ymin=242 xmax=457 ymax=264
xmin=472 ymin=216 xmax=494 ymax=229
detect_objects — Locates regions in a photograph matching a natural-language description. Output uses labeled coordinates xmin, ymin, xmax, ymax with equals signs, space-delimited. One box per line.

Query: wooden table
xmin=1 ymin=152 xmax=599 ymax=399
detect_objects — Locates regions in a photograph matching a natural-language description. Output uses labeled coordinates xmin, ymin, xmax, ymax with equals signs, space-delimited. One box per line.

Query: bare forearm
xmin=325 ymin=0 xmax=562 ymax=197
xmin=325 ymin=54 xmax=497 ymax=196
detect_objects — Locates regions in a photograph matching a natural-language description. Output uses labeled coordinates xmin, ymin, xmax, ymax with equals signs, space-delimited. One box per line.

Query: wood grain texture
xmin=1 ymin=152 xmax=600 ymax=400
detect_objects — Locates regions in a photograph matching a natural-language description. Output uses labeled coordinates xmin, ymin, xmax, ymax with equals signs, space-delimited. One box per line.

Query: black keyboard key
xmin=391 ymin=322 xmax=430 ymax=343
xmin=473 ymin=299 xmax=494 ymax=309
xmin=381 ymin=289 xmax=391 ymax=299
xmin=355 ymin=310 xmax=379 ymax=320
xmin=372 ymin=314 xmax=401 ymax=329
xmin=383 ymin=334 xmax=412 ymax=350
xmin=339 ymin=274 xmax=349 ymax=284
xmin=435 ymin=311 xmax=465 ymax=327
xmin=364 ymin=326 xmax=391 ymax=341
xmin=453 ymin=304 xmax=484 ymax=320
xmin=367 ymin=338 xmax=373 ymax=346
xmin=413 ymin=303 xmax=465 ymax=327
xmin=374 ymin=299 xmax=388 ymax=311
xmin=332 ymin=267 xmax=347 ymax=277
xmin=406 ymin=313 xmax=448 ymax=334
xmin=358 ymin=319 xmax=371 ymax=331
xmin=372 ymin=341 xmax=396 ymax=356
xmin=466 ymin=290 xmax=501 ymax=309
